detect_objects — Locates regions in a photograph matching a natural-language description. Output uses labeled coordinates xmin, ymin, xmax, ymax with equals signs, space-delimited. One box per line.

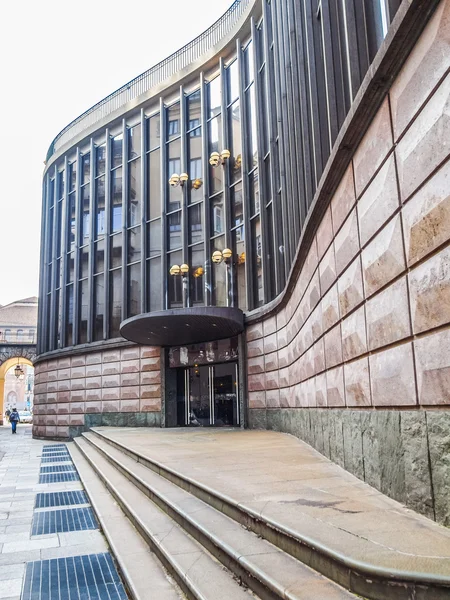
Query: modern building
xmin=36 ymin=0 xmax=450 ymax=525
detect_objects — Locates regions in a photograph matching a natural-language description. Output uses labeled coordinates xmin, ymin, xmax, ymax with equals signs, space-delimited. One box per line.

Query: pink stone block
xmin=263 ymin=315 xmax=277 ymax=337
xmin=390 ymin=2 xmax=450 ymax=140
xmin=70 ymin=402 xmax=85 ymax=414
xmin=247 ymin=339 xmax=264 ymax=358
xmin=56 ymin=427 xmax=70 ymax=439
xmin=120 ymin=386 xmax=139 ymax=400
xmin=248 ymin=355 xmax=265 ymax=374
xmin=70 ymin=378 xmax=86 ymax=391
xmin=140 ymin=346 xmax=161 ymax=358
xmin=308 ymin=270 xmax=321 ymax=312
xmin=102 ymin=387 xmax=120 ymax=401
xmin=402 ymin=159 xmax=450 ymax=267
xmin=334 ymin=209 xmax=360 ymax=276
xmin=396 ymin=73 xmax=450 ymax=202
xmin=353 ymin=98 xmax=393 ymax=197
xmin=266 ymin=389 xmax=280 ymax=408
xmin=265 ymin=352 xmax=279 ymax=372
xmin=86 ymin=352 xmax=102 ymax=365
xmin=140 ymin=397 xmax=161 ymax=411
xmin=316 ymin=207 xmax=334 ymax=259
xmin=86 ymin=376 xmax=102 ymax=390
xmin=102 ymin=374 xmax=120 ymax=388
xmin=57 ymin=369 xmax=70 ymax=381
xmin=319 ymin=243 xmax=336 ymax=294
xmin=246 ymin=323 xmax=264 ymax=341
xmin=277 ymin=311 xmax=287 ymax=330
xmin=102 ymin=349 xmax=121 ymax=363
xmin=101 ymin=400 xmax=120 ymax=412
xmin=47 ymin=381 xmax=58 ymax=394
xmin=362 ymin=215 xmax=406 ymax=298
xmin=331 ymin=164 xmax=356 ymax=233
xmin=313 ymin=338 xmax=325 ymax=374
xmin=326 ymin=366 xmax=345 ymax=407
xmin=409 ymin=245 xmax=450 ymax=333
xmin=102 ymin=362 xmax=120 ymax=376
xmin=341 ymin=306 xmax=367 ymax=361
xmin=120 ymin=398 xmax=140 ymax=412
xmin=141 ymin=385 xmax=161 ymax=399
xmin=121 ymin=372 xmax=140 ymax=387
xmin=278 ymin=346 xmax=289 ymax=369
xmin=70 ymin=414 xmax=85 ymax=425
xmin=120 ymin=359 xmax=140 ymax=374
xmin=303 ymin=238 xmax=319 ymax=286
xmin=57 ymin=414 xmax=70 ymax=427
xmin=140 ymin=357 xmax=160 ymax=371
xmin=71 ymin=355 xmax=86 ymax=368
xmin=265 ymin=370 xmax=279 ymax=390
xmin=46 ymin=415 xmax=57 ymax=426
xmin=415 ymin=328 xmax=450 ymax=405
xmin=70 ymin=390 xmax=86 ymax=403
xmin=338 ymin=256 xmax=364 ymax=317
xmin=279 ymin=366 xmax=290 ymax=388
xmin=357 ymin=155 xmax=400 ymax=246
xmin=279 ymin=388 xmax=291 ymax=408
xmin=47 ymin=370 xmax=58 ymax=383
xmin=140 ymin=370 xmax=161 ymax=385
xmin=57 ymin=391 xmax=70 ymax=403
xmin=47 ymin=392 xmax=58 ymax=403
xmin=86 ymin=389 xmax=102 ymax=402
xmin=264 ymin=333 xmax=278 ymax=354
xmin=277 ymin=327 xmax=287 ymax=349
xmin=85 ymin=401 xmax=101 ymax=414
xmin=121 ymin=347 xmax=140 ymax=361
xmin=315 ymin=373 xmax=327 ymax=407
xmin=366 ymin=277 xmax=411 ymax=351
xmin=86 ymin=363 xmax=102 ymax=378
xmin=322 ymin=284 xmax=340 ymax=332
xmin=248 ymin=391 xmax=266 ymax=409
xmin=57 ymin=358 xmax=71 ymax=370
xmin=58 ymin=380 xmax=70 ymax=392
xmin=369 ymin=343 xmax=417 ymax=406
xmin=324 ymin=323 xmax=343 ymax=369
xmin=344 ymin=357 xmax=371 ymax=407
xmin=57 ymin=403 xmax=69 ymax=415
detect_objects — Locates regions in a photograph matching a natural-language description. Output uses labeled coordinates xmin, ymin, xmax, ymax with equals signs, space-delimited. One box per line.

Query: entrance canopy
xmin=120 ymin=307 xmax=244 ymax=347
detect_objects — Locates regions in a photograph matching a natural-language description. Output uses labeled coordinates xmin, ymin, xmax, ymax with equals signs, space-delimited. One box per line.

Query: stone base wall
xmin=249 ymin=408 xmax=450 ymax=526
xmin=246 ymin=3 xmax=450 ymax=525
xmin=33 ymin=345 xmax=162 ymax=439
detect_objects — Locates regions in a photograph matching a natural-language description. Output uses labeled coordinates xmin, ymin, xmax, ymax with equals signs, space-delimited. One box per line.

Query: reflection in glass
xmin=67 ymin=252 xmax=75 ymax=283
xmin=251 ymin=217 xmax=263 ymax=307
xmin=128 ymin=159 xmax=141 ymax=226
xmin=232 ymin=227 xmax=247 ymax=311
xmin=168 ymin=139 xmax=182 ymax=211
xmin=249 ymin=169 xmax=260 ymax=216
xmin=168 ymin=211 xmax=182 ymax=250
xmin=111 ymin=167 xmax=122 ymax=232
xmin=94 ymin=239 xmax=105 ymax=274
xmin=244 ymin=40 xmax=255 ymax=86
xmin=82 ymin=153 xmax=90 ymax=184
xmin=96 ymin=144 xmax=106 ymax=176
xmin=229 ymin=101 xmax=242 ymax=184
xmin=80 ymin=246 xmax=89 ymax=279
xmin=209 ymin=116 xmax=223 ymax=194
xmin=112 ymin=133 xmax=123 ymax=168
xmin=246 ymin=85 xmax=258 ymax=168
xmin=188 ymin=89 xmax=201 ymax=123
xmin=149 ymin=219 xmax=161 ymax=257
xmin=257 ymin=23 xmax=265 ymax=68
xmin=149 ymin=257 xmax=162 ymax=311
xmin=81 ymin=186 xmax=90 ymax=240
xmin=208 ymin=76 xmax=221 ymax=118
xmin=69 ymin=162 xmax=77 ymax=192
xmin=57 ymin=171 xmax=65 ymax=199
xmin=210 ymin=194 xmax=224 ymax=236
xmin=188 ymin=204 xmax=203 ymax=245
xmin=168 ymin=102 xmax=180 ymax=140
xmin=109 ymin=268 xmax=122 ymax=338
xmin=65 ymin=284 xmax=74 ymax=346
xmin=128 ymin=263 xmax=141 ymax=317
xmin=79 ymin=279 xmax=88 ymax=344
xmin=95 ymin=176 xmax=105 ymax=238
xmin=110 ymin=233 xmax=122 ymax=268
xmin=211 ymin=236 xmax=226 ymax=307
xmin=93 ymin=274 xmax=104 ymax=342
xmin=169 ymin=251 xmax=183 ymax=308
xmin=128 ymin=226 xmax=141 ymax=263
xmin=148 ymin=114 xmax=160 ymax=150
xmin=189 ymin=244 xmax=204 ymax=305
xmin=228 ymin=60 xmax=239 ymax=104
xmin=148 ymin=149 xmax=161 ymax=219
xmin=128 ymin=125 xmax=141 ymax=159
xmin=231 ymin=182 xmax=243 ymax=227
xmin=189 ymin=130 xmax=202 ymax=203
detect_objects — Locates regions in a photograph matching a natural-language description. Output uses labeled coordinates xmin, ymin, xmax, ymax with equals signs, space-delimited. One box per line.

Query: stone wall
xmin=246 ymin=2 xmax=450 ymax=525
xmin=33 ymin=345 xmax=162 ymax=439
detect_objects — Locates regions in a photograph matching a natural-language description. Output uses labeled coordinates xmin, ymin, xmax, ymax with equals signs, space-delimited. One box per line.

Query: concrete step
xmin=67 ymin=442 xmax=186 ymax=600
xmin=73 ymin=436 xmax=260 ymax=600
xmin=81 ymin=431 xmax=359 ymax=600
xmin=88 ymin=427 xmax=450 ymax=600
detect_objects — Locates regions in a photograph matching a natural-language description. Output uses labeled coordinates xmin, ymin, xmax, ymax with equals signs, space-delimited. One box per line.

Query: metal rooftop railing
xmin=46 ymin=0 xmax=250 ymax=162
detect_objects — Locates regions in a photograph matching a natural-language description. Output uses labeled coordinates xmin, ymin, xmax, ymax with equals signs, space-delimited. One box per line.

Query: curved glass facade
xmin=38 ymin=0 xmax=400 ymax=355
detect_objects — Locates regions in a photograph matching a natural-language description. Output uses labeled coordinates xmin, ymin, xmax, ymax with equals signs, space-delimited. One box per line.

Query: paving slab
xmin=95 ymin=427 xmax=450 ymax=581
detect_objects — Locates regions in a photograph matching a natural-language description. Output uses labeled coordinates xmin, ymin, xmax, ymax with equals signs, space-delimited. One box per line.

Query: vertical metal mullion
xmin=200 ymin=74 xmax=212 ymax=307
xmin=140 ymin=110 xmax=146 ymax=314
xmin=237 ymin=40 xmax=253 ymax=312
xmin=209 ymin=366 xmax=214 ymax=425
xmin=251 ymin=18 xmax=269 ymax=305
xmin=121 ymin=119 xmax=128 ymax=322
xmin=185 ymin=369 xmax=189 ymax=426
xmin=235 ymin=362 xmax=240 ymax=426
xmin=160 ymin=99 xmax=168 ymax=309
xmin=49 ymin=167 xmax=58 ymax=350
xmin=87 ymin=139 xmax=95 ymax=343
xmin=103 ymin=128 xmax=111 ymax=340
xmin=180 ymin=84 xmax=189 ymax=308
xmin=72 ymin=148 xmax=81 ymax=345
xmin=60 ymin=156 xmax=69 ymax=349
xmin=38 ymin=176 xmax=49 ymax=354
xmin=321 ymin=1 xmax=340 ymax=147
xmin=220 ymin=58 xmax=232 ymax=307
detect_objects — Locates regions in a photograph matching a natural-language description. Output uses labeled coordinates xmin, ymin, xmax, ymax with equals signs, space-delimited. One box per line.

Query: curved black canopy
xmin=120 ymin=306 xmax=244 ymax=347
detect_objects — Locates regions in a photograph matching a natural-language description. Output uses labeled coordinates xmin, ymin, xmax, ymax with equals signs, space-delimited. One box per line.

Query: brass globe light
xmin=169 ymin=264 xmax=181 ymax=276
xmin=212 ymin=250 xmax=223 ymax=264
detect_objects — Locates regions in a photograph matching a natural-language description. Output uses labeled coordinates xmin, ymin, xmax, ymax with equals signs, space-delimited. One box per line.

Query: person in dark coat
xmin=9 ymin=408 xmax=20 ymax=434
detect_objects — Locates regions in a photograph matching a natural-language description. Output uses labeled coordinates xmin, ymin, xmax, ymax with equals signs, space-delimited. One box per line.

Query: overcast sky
xmin=0 ymin=0 xmax=231 ymax=307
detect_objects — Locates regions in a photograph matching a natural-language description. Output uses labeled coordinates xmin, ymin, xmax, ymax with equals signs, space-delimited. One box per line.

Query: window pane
xmin=244 ymin=41 xmax=255 ymax=86
xmin=211 ymin=236 xmax=226 ymax=307
xmin=251 ymin=217 xmax=263 ymax=307
xmin=110 ymin=233 xmax=122 ymax=268
xmin=167 ymin=102 xmax=180 ymax=140
xmin=67 ymin=193 xmax=76 ymax=252
xmin=168 ymin=211 xmax=182 ymax=250
xmin=79 ymin=279 xmax=89 ymax=344
xmin=168 ymin=139 xmax=182 ymax=211
xmin=112 ymin=133 xmax=123 ymax=168
xmin=149 ymin=219 xmax=161 ymax=257
xmin=188 ymin=204 xmax=203 ymax=245
xmin=168 ymin=251 xmax=183 ymax=308
xmin=190 ymin=244 xmax=204 ymax=305
xmin=57 ymin=171 xmax=65 ymax=199
xmin=230 ymin=182 xmax=243 ymax=227
xmin=109 ymin=269 xmax=122 ymax=338
xmin=189 ymin=131 xmax=202 ymax=204
xmin=128 ymin=124 xmax=141 ymax=159
xmin=82 ymin=154 xmax=90 ymax=185
xmin=69 ymin=162 xmax=77 ymax=192
xmin=93 ymin=274 xmax=104 ymax=342
xmin=67 ymin=252 xmax=75 ymax=283
xmin=246 ymin=85 xmax=258 ymax=168
xmin=128 ymin=226 xmax=141 ymax=263
xmin=94 ymin=239 xmax=105 ymax=274
xmin=228 ymin=60 xmax=239 ymax=104
xmin=148 ymin=148 xmax=161 ymax=219
xmin=96 ymin=144 xmax=106 ymax=176
xmin=65 ymin=284 xmax=74 ymax=346
xmin=233 ymin=227 xmax=247 ymax=311
xmin=111 ymin=167 xmax=123 ymax=232
xmin=249 ymin=169 xmax=260 ymax=216
xmin=80 ymin=246 xmax=89 ymax=279
xmin=210 ymin=194 xmax=224 ymax=236
xmin=188 ymin=89 xmax=201 ymax=123
xmin=95 ymin=176 xmax=106 ymax=238
xmin=209 ymin=116 xmax=223 ymax=194
xmin=128 ymin=263 xmax=141 ymax=317
xmin=128 ymin=159 xmax=141 ymax=226
xmin=208 ymin=76 xmax=221 ymax=118
xmin=81 ymin=185 xmax=90 ymax=241
xmin=148 ymin=114 xmax=160 ymax=150
xmin=149 ymin=257 xmax=162 ymax=312
xmin=229 ymin=101 xmax=242 ymax=184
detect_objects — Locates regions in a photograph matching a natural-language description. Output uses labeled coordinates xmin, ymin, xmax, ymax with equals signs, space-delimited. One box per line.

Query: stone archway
xmin=0 ymin=349 xmax=36 ymax=425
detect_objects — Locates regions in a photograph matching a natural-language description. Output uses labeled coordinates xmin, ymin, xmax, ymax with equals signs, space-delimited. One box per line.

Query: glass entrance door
xmin=176 ymin=362 xmax=239 ymax=426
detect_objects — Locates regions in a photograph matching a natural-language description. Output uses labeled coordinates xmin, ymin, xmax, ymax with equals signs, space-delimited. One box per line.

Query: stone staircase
xmin=68 ymin=429 xmax=450 ymax=600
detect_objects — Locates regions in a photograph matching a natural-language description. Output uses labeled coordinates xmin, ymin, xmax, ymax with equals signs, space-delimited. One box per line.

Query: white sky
xmin=0 ymin=0 xmax=231 ymax=307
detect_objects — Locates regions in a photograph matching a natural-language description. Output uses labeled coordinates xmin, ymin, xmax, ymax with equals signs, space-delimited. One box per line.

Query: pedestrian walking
xmin=9 ymin=408 xmax=20 ymax=434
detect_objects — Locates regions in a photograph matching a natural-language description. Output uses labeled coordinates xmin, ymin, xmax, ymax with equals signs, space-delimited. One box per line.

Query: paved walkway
xmin=97 ymin=427 xmax=450 ymax=579
xmin=0 ymin=424 xmax=120 ymax=600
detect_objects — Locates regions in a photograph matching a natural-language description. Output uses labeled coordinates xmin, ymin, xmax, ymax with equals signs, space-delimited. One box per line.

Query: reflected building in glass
xmin=36 ymin=0 xmax=438 ymax=442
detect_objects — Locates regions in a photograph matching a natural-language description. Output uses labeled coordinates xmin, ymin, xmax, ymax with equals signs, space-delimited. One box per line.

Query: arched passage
xmin=0 ymin=357 xmax=34 ymax=425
